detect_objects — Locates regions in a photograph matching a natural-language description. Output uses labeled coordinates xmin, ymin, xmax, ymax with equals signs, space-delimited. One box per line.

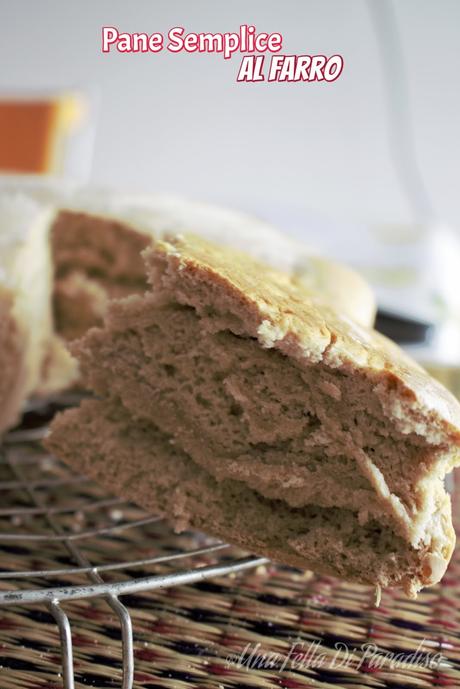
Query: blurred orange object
xmin=0 ymin=94 xmax=86 ymax=174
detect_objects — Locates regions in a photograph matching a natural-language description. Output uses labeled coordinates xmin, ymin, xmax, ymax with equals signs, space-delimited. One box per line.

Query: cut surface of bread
xmin=51 ymin=210 xmax=149 ymax=340
xmin=50 ymin=398 xmax=454 ymax=594
xmin=47 ymin=235 xmax=460 ymax=596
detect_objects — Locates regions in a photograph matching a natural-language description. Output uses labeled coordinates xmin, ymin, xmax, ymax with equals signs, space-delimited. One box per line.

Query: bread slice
xmin=47 ymin=235 xmax=460 ymax=596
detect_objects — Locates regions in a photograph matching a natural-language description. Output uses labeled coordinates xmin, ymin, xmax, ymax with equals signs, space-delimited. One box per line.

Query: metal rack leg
xmin=108 ymin=595 xmax=134 ymax=689
xmin=49 ymin=600 xmax=75 ymax=689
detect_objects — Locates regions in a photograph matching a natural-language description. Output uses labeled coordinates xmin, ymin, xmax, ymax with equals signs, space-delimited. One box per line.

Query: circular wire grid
xmin=0 ymin=396 xmax=266 ymax=689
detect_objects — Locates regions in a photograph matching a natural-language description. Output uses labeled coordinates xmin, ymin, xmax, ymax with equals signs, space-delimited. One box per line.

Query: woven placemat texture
xmin=0 ymin=405 xmax=458 ymax=688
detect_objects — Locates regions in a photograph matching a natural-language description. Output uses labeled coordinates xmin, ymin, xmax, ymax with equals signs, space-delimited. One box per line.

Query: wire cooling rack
xmin=0 ymin=396 xmax=267 ymax=689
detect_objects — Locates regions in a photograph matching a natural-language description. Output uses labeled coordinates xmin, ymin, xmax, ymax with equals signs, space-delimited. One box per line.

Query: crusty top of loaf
xmin=0 ymin=178 xmax=375 ymax=327
xmin=144 ymin=234 xmax=460 ymax=441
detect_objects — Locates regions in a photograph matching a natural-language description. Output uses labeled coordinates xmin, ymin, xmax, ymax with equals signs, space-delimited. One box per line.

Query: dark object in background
xmin=375 ymin=309 xmax=433 ymax=345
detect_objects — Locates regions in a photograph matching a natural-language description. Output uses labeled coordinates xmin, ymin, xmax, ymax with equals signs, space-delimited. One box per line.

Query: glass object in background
xmin=0 ymin=91 xmax=96 ymax=180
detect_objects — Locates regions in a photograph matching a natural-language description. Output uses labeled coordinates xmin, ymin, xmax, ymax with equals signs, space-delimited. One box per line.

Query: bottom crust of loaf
xmin=47 ymin=398 xmax=452 ymax=596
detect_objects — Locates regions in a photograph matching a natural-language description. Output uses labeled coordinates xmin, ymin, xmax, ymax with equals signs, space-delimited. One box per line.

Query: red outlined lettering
xmin=168 ymin=26 xmax=185 ymax=52
xmin=324 ymin=55 xmax=344 ymax=81
xmin=237 ymin=55 xmax=265 ymax=82
xmin=267 ymin=54 xmax=344 ymax=83
xmin=102 ymin=27 xmax=163 ymax=53
xmin=100 ymin=24 xmax=342 ymax=86
xmin=267 ymin=33 xmax=283 ymax=52
xmin=102 ymin=26 xmax=119 ymax=52
xmin=296 ymin=55 xmax=312 ymax=81
xmin=268 ymin=55 xmax=284 ymax=81
xmin=309 ymin=55 xmax=327 ymax=81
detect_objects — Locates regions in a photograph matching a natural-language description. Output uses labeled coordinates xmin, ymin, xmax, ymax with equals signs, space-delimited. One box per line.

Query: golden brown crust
xmin=293 ymin=254 xmax=376 ymax=329
xmin=146 ymin=234 xmax=460 ymax=440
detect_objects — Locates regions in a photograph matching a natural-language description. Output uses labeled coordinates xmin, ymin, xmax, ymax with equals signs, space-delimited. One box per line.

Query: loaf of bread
xmin=47 ymin=235 xmax=460 ymax=596
xmin=45 ymin=190 xmax=376 ymax=343
xmin=0 ymin=180 xmax=376 ymax=415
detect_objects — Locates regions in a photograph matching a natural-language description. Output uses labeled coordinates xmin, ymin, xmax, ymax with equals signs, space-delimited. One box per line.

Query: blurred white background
xmin=1 ymin=0 xmax=459 ymax=229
